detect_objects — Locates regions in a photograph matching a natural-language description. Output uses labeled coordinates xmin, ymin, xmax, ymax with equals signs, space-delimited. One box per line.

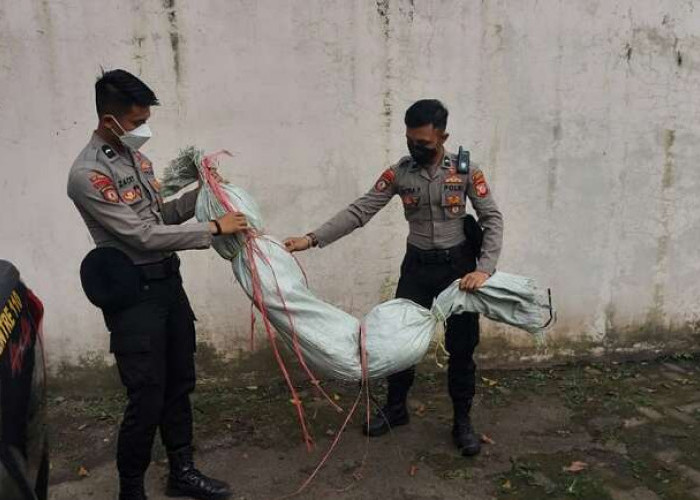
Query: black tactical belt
xmin=406 ymin=242 xmax=467 ymax=265
xmin=138 ymin=254 xmax=181 ymax=281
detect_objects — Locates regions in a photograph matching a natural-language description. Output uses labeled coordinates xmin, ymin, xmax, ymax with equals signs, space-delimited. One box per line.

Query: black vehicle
xmin=0 ymin=260 xmax=48 ymax=500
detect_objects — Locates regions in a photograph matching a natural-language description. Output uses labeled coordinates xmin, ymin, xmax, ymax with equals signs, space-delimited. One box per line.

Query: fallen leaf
xmin=481 ymin=377 xmax=498 ymax=387
xmin=563 ymin=461 xmax=588 ymax=473
xmin=325 ymin=429 xmax=335 ymax=437
xmin=480 ymin=434 xmax=495 ymax=445
xmin=78 ymin=466 xmax=89 ymax=478
xmin=245 ymin=386 xmax=258 ymax=391
xmin=502 ymin=479 xmax=512 ymax=490
xmin=78 ymin=424 xmax=88 ymax=431
xmin=409 ymin=465 xmax=418 ymax=477
xmin=333 ymin=394 xmax=341 ymax=401
xmin=415 ymin=404 xmax=426 ymax=417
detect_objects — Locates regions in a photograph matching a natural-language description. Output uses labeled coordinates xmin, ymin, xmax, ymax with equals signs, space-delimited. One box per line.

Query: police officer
xmin=284 ymin=99 xmax=503 ymax=457
xmin=67 ymin=69 xmax=245 ymax=499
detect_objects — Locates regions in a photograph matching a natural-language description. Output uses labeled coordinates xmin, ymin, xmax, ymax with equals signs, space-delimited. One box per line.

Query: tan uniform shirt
xmin=67 ymin=133 xmax=212 ymax=265
xmin=312 ymin=151 xmax=504 ymax=274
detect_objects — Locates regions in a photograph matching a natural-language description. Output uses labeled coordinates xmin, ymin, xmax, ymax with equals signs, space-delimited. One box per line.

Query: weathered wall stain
xmin=662 ymin=129 xmax=675 ymax=190
xmin=376 ymin=0 xmax=393 ymax=167
xmin=647 ymin=128 xmax=676 ymax=332
xmin=547 ymin=21 xmax=564 ymax=210
xmin=162 ymin=0 xmax=181 ymax=85
xmin=398 ymin=0 xmax=414 ymax=23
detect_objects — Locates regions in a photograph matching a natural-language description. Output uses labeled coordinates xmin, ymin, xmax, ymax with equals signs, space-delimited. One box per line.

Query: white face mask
xmin=107 ymin=115 xmax=152 ymax=151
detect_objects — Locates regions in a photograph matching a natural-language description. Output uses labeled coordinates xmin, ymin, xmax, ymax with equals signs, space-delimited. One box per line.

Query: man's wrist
xmin=305 ymin=232 xmax=319 ymax=248
xmin=475 ymin=267 xmax=494 ymax=276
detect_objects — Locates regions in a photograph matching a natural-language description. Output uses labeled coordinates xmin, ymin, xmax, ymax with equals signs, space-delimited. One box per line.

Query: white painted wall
xmin=2 ymin=0 xmax=699 ymax=368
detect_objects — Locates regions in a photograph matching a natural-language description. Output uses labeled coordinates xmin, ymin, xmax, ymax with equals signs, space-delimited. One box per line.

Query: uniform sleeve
xmin=68 ymin=169 xmax=212 ymax=252
xmin=312 ymin=167 xmax=397 ymax=247
xmin=161 ymin=186 xmax=200 ymax=225
xmin=466 ymin=165 xmax=503 ymax=275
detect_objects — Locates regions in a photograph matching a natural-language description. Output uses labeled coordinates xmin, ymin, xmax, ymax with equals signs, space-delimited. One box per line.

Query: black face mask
xmin=408 ymin=142 xmax=437 ymax=165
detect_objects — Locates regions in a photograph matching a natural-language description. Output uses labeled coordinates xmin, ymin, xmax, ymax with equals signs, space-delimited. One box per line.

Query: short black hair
xmin=404 ymin=99 xmax=448 ymax=130
xmin=95 ymin=69 xmax=159 ymax=117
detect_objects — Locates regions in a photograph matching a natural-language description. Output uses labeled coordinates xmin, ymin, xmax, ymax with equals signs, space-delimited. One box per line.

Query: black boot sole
xmin=165 ymin=486 xmax=232 ymax=500
xmin=459 ymin=444 xmax=481 ymax=457
xmin=453 ymin=432 xmax=482 ymax=457
xmin=363 ymin=414 xmax=410 ymax=437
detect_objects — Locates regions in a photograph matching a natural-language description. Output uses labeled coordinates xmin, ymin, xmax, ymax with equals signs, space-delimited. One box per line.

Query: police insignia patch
xmin=89 ymin=171 xmax=119 ymax=203
xmin=446 ymin=194 xmax=461 ymax=206
xmin=121 ymin=186 xmax=142 ymax=203
xmin=149 ymin=179 xmax=161 ymax=192
xmin=141 ymin=161 xmax=153 ymax=174
xmin=104 ymin=188 xmax=119 ymax=203
xmin=445 ymin=175 xmax=462 ymax=184
xmin=402 ymin=194 xmax=418 ymax=207
xmin=472 ymin=171 xmax=490 ymax=198
xmin=374 ymin=169 xmax=395 ymax=192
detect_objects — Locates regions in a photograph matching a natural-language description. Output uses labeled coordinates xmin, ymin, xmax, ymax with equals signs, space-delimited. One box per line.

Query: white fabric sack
xmin=166 ymin=149 xmax=553 ymax=381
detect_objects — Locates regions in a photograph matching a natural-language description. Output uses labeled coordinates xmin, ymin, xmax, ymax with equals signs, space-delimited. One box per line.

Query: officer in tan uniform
xmin=285 ymin=99 xmax=503 ymax=457
xmin=67 ymin=69 xmax=244 ymax=500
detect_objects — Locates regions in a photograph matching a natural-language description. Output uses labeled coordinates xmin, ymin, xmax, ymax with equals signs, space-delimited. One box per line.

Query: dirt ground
xmin=46 ymin=350 xmax=700 ymax=500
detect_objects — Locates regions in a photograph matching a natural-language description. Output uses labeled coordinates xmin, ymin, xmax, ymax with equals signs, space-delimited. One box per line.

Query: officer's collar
xmin=90 ymin=132 xmax=124 ymax=164
xmin=408 ymin=151 xmax=453 ymax=171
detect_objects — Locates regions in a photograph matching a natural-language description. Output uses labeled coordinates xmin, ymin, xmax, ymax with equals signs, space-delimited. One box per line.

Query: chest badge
xmin=121 ymin=186 xmax=143 ymax=203
xmin=402 ymin=194 xmax=419 ymax=207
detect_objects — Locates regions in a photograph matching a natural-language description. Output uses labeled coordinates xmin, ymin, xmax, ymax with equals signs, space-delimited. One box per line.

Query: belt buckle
xmin=439 ymin=249 xmax=451 ymax=263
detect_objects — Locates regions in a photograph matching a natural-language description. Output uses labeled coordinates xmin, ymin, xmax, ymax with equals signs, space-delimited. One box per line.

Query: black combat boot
xmin=452 ymin=399 xmax=481 ymax=457
xmin=119 ymin=476 xmax=147 ymax=500
xmin=363 ymin=401 xmax=410 ymax=437
xmin=166 ymin=446 xmax=232 ymax=499
xmin=364 ymin=368 xmax=414 ymax=437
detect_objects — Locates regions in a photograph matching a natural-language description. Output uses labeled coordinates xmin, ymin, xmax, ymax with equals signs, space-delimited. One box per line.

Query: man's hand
xmin=210 ymin=213 xmax=248 ymax=235
xmin=283 ymin=236 xmax=311 ymax=253
xmin=459 ymin=271 xmax=490 ymax=292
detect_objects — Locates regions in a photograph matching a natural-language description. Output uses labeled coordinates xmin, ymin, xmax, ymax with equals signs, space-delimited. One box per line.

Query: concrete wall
xmin=1 ymin=0 xmax=699 ymax=369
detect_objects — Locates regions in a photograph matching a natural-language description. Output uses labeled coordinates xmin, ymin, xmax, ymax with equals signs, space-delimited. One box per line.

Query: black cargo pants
xmin=105 ymin=270 xmax=196 ymax=479
xmin=387 ymin=243 xmax=480 ymax=406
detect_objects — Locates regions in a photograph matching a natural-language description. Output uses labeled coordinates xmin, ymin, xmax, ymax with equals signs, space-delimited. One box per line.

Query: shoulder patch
xmin=472 ymin=170 xmax=490 ymax=198
xmin=89 ymin=171 xmax=119 ymax=203
xmin=101 ymin=144 xmax=116 ymax=159
xmin=374 ymin=168 xmax=395 ymax=192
